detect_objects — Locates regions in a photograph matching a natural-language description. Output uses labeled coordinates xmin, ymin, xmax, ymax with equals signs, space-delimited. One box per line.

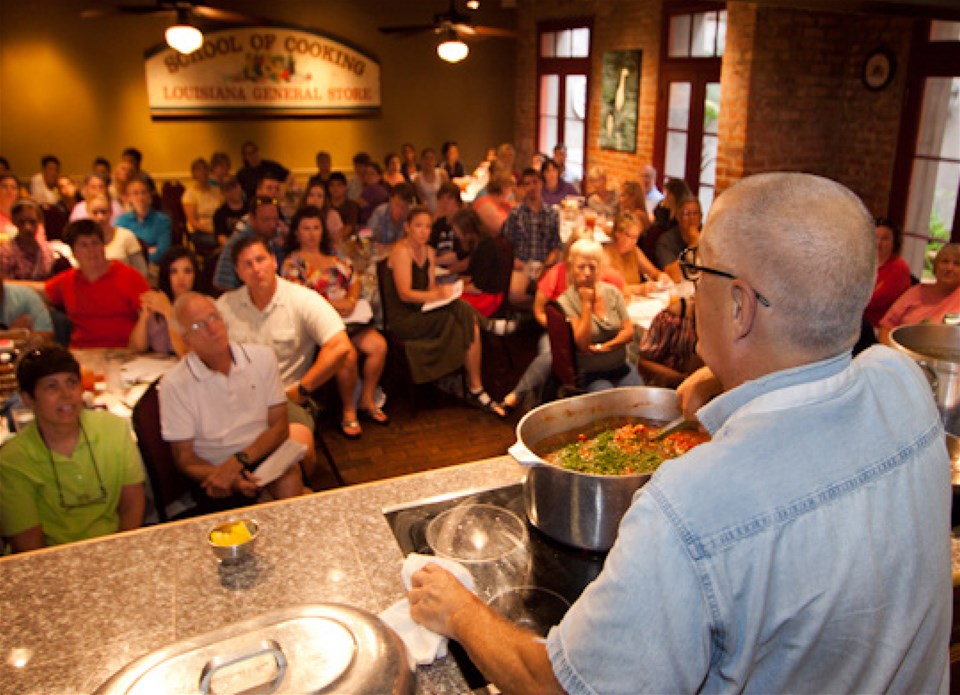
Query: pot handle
xmin=509 ymin=441 xmax=544 ymax=467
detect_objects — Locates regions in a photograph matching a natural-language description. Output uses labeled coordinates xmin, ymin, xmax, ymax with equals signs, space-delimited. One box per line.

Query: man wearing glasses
xmin=406 ymin=173 xmax=949 ymax=693
xmin=158 ymin=292 xmax=306 ymax=506
xmin=0 ymin=345 xmax=145 ymax=553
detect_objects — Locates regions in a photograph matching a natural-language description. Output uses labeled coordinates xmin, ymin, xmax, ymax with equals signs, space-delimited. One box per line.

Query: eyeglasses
xmin=679 ymin=247 xmax=772 ymax=308
xmin=45 ymin=424 xmax=107 ymax=509
xmin=188 ymin=312 xmax=223 ymax=333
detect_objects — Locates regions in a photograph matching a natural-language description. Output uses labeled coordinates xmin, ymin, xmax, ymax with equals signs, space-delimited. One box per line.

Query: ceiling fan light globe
xmin=166 ymin=24 xmax=204 ymax=54
xmin=466 ymin=0 xmax=480 ymax=9
xmin=437 ymin=38 xmax=469 ymax=63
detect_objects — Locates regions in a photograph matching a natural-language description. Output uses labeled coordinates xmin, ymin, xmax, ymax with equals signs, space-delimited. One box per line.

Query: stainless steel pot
xmin=510 ymin=387 xmax=681 ymax=552
xmin=890 ymin=324 xmax=960 ymax=437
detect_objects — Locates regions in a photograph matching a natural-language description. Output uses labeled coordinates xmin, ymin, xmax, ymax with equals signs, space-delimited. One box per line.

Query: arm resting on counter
xmin=409 ymin=564 xmax=566 ymax=695
xmin=117 ymin=483 xmax=146 ymax=532
xmin=8 ymin=525 xmax=45 ymax=554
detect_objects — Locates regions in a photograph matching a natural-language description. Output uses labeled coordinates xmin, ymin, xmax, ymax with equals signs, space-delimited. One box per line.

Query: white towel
xmin=378 ymin=553 xmax=476 ymax=669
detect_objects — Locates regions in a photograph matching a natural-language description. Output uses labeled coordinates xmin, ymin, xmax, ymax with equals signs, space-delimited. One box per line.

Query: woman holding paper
xmin=384 ymin=206 xmax=505 ymax=417
xmin=282 ymin=205 xmax=389 ymax=436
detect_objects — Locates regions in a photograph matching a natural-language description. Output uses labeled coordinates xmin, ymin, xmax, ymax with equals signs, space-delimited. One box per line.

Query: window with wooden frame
xmin=537 ymin=20 xmax=592 ymax=186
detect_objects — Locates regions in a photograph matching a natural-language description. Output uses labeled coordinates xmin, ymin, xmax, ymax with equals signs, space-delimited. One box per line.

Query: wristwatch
xmin=235 ymin=451 xmax=253 ymax=471
xmin=297 ymin=381 xmax=310 ymax=400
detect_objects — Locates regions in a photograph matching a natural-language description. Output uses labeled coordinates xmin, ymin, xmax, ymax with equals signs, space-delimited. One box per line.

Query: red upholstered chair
xmin=544 ymin=300 xmax=582 ymax=398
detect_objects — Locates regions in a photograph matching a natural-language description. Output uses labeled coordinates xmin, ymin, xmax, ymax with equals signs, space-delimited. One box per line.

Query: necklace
xmin=40 ymin=421 xmax=108 ymax=509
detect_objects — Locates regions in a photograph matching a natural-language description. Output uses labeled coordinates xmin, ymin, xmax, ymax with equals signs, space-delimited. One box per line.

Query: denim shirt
xmin=547 ymin=347 xmax=950 ymax=694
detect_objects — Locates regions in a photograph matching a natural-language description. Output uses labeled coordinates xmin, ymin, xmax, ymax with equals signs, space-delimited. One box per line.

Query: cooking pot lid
xmin=94 ymin=604 xmax=413 ymax=695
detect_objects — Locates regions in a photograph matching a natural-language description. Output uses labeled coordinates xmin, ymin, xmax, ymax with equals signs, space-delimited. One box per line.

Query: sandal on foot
xmin=359 ymin=406 xmax=390 ymax=425
xmin=466 ymin=389 xmax=507 ymax=418
xmin=340 ymin=420 xmax=362 ymax=439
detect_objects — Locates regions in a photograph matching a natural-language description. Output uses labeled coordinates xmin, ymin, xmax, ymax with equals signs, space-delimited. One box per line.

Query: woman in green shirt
xmin=0 ymin=345 xmax=145 ymax=553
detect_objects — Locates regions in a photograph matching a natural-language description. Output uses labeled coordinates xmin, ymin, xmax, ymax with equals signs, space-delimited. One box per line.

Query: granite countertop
xmin=0 ymin=456 xmax=524 ymax=694
xmin=2 ymin=455 xmax=958 ymax=694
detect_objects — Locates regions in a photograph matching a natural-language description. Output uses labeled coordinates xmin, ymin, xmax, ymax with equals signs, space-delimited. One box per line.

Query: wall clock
xmin=863 ymin=49 xmax=895 ymax=91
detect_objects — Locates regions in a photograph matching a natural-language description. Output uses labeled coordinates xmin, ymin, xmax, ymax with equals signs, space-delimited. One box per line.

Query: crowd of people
xmin=0 ymin=140 xmax=956 ymax=557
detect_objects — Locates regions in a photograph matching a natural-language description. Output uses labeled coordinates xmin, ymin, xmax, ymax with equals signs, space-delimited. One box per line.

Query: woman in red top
xmin=863 ymin=218 xmax=912 ymax=329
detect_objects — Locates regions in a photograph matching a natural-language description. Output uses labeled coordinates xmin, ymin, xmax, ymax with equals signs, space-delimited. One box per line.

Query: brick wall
xmin=515 ymin=0 xmax=662 ymax=191
xmin=516 ymin=0 xmax=916 ymax=216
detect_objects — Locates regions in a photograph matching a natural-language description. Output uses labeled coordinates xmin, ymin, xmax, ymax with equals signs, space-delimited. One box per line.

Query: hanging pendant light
xmin=437 ymin=28 xmax=469 ymax=63
xmin=165 ymin=9 xmax=203 ymax=55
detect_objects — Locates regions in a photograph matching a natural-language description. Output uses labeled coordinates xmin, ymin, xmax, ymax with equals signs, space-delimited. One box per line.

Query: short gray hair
xmin=568 ymin=237 xmax=604 ymax=265
xmin=706 ymin=173 xmax=875 ymax=354
xmin=171 ymin=291 xmax=213 ymax=335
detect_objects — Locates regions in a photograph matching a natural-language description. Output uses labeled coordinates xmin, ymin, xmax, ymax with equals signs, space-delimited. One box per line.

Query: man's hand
xmin=201 ymin=457 xmax=247 ymax=498
xmin=676 ymin=366 xmax=722 ymax=421
xmin=408 ymin=563 xmax=483 ymax=638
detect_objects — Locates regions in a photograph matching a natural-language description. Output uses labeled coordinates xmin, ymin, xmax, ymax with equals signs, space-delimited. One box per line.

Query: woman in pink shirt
xmin=879 ymin=242 xmax=960 ymax=344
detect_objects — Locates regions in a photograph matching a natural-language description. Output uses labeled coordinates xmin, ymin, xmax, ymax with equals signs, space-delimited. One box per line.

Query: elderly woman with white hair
xmin=558 ymin=237 xmax=643 ymax=392
xmin=878 ymin=242 xmax=960 ymax=345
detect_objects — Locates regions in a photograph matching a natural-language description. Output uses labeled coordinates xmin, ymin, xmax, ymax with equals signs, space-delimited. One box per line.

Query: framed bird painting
xmin=599 ymin=50 xmax=641 ymax=153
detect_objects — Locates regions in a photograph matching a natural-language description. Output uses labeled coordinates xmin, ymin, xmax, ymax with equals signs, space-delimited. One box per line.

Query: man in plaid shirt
xmin=503 ymin=168 xmax=561 ymax=309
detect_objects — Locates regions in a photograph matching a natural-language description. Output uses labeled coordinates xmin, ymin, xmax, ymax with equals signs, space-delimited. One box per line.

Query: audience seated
xmin=159 ymin=292 xmax=306 ymax=507
xmin=69 ymin=173 xmax=124 ymax=225
xmin=181 ymin=157 xmax=223 ymax=254
xmin=236 ymin=140 xmax=292 ymax=202
xmin=214 ymin=195 xmax=286 ymax=292
xmin=217 ymin=235 xmax=354 ymax=485
xmin=864 ymin=218 xmax=912 ymax=329
xmin=0 ymin=274 xmax=53 ymax=340
xmin=121 ymin=146 xmax=157 ymax=195
xmin=452 ymin=208 xmax=505 ymax=318
xmin=281 ymin=206 xmax=388 ymax=438
xmin=210 ymin=151 xmax=233 ymax=187
xmin=472 ymin=172 xmax=515 ymax=238
xmin=307 ymin=150 xmax=333 ymax=189
xmin=366 ymin=182 xmax=416 ymax=249
xmin=441 ymin=141 xmax=465 ymax=180
xmin=500 ymin=230 xmax=625 ymax=413
xmin=584 ymin=166 xmax=618 ymax=218
xmin=45 ymin=220 xmax=149 ymax=348
xmin=327 ymin=172 xmax=361 ymax=239
xmin=347 ymin=152 xmax=371 ymax=202
xmin=503 ymin=168 xmax=562 ymax=309
xmin=400 ymin=143 xmax=419 ymax=182
xmin=412 ymin=148 xmax=449 ymax=214
xmin=541 ymin=158 xmax=579 ymax=206
xmin=56 ymin=175 xmax=81 ymax=218
xmin=115 ymin=175 xmax=172 ymax=268
xmin=429 ymin=182 xmax=466 ymax=271
xmin=656 ymin=195 xmax=702 ymax=282
xmin=29 ymin=155 xmax=60 ymax=206
xmin=383 ymin=153 xmax=406 ymax=187
xmin=617 ymin=180 xmax=653 ymax=231
xmin=558 ymin=238 xmax=642 ymax=392
xmin=2 ymin=199 xmax=56 ymax=280
xmin=87 ymin=193 xmax=147 ymax=277
xmin=383 ymin=206 xmax=505 ymax=417
xmin=358 ymin=162 xmax=389 ymax=226
xmin=128 ymin=246 xmax=203 ymax=357
xmin=212 ymin=175 xmax=246 ymax=248
xmin=879 ymin=242 xmax=960 ymax=344
xmin=0 ymin=345 xmax=145 ymax=553
xmin=300 ymin=180 xmax=344 ymax=245
xmin=604 ymin=211 xmax=665 ymax=296
xmin=640 ymin=177 xmax=691 ymax=263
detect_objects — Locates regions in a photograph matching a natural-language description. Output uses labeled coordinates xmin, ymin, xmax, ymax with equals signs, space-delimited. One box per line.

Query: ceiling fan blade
xmin=191 ymin=5 xmax=263 ymax=24
xmin=379 ymin=23 xmax=437 ymax=35
xmin=81 ymin=5 xmax=172 ymax=18
xmin=452 ymin=23 xmax=477 ymax=35
xmin=471 ymin=25 xmax=520 ymax=39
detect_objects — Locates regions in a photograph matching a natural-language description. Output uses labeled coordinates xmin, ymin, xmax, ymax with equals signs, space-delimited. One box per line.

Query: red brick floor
xmin=311 ymin=323 xmax=540 ymax=489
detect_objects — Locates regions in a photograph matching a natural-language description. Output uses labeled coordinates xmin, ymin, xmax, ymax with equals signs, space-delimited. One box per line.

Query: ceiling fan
xmin=379 ymin=0 xmax=518 ymax=62
xmin=80 ymin=1 xmax=264 ymax=54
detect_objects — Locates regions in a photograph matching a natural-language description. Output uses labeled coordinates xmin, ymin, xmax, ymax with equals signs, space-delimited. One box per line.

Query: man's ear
xmin=730 ymin=281 xmax=757 ymax=340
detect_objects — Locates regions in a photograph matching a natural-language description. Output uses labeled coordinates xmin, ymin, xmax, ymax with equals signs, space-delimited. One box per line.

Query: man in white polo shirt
xmin=159 ymin=292 xmax=305 ymax=506
xmin=216 ymin=235 xmax=353 ymax=479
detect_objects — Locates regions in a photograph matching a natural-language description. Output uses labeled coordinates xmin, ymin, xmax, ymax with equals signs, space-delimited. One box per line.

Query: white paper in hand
xmin=251 ymin=440 xmax=308 ymax=486
xmin=421 ymin=280 xmax=463 ymax=313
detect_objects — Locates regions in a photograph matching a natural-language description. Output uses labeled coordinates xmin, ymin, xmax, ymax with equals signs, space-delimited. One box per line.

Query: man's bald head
xmin=703 ymin=173 xmax=875 ymax=355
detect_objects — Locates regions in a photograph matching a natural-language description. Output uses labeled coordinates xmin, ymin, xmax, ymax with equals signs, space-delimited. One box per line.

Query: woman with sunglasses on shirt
xmin=0 ymin=345 xmax=145 ymax=553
